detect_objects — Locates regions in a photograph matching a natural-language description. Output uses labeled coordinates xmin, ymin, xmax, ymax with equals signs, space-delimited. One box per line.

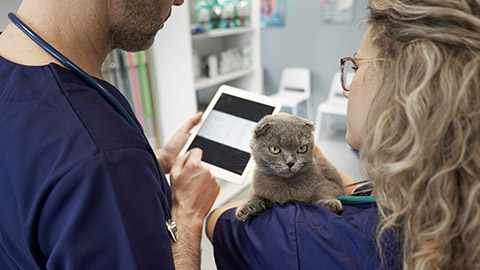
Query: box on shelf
xmin=192 ymin=0 xmax=251 ymax=34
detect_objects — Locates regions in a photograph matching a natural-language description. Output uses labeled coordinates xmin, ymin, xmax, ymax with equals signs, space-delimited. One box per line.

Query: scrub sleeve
xmin=0 ymin=58 xmax=175 ymax=269
xmin=213 ymin=200 xmax=399 ymax=269
xmin=37 ymin=150 xmax=174 ymax=269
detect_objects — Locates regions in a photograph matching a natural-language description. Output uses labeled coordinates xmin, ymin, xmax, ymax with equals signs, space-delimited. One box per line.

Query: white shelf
xmin=192 ymin=27 xmax=254 ymax=40
xmin=195 ymin=68 xmax=255 ymax=89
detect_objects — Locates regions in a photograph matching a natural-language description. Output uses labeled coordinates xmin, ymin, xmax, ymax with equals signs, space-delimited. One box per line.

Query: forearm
xmin=168 ymin=148 xmax=220 ymax=269
xmin=171 ymin=218 xmax=203 ymax=270
xmin=206 ymin=200 xmax=246 ymax=242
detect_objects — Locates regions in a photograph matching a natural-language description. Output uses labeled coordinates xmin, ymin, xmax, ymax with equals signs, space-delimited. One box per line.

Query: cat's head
xmin=250 ymin=115 xmax=315 ymax=178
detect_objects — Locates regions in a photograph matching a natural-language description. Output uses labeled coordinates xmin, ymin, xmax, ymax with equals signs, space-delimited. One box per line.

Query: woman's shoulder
xmin=213 ymin=201 xmax=382 ymax=270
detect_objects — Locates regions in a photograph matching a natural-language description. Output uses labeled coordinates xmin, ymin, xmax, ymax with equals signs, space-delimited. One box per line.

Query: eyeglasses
xmin=340 ymin=56 xmax=386 ymax=91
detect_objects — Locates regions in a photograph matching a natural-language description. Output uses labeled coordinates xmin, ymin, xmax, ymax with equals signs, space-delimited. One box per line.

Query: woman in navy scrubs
xmin=208 ymin=0 xmax=480 ymax=269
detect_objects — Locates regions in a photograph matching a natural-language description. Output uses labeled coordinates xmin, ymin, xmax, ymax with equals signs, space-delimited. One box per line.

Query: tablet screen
xmin=186 ymin=93 xmax=276 ymax=175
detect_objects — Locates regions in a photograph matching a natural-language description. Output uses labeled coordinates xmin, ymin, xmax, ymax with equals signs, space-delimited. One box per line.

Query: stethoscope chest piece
xmin=166 ymin=219 xmax=178 ymax=243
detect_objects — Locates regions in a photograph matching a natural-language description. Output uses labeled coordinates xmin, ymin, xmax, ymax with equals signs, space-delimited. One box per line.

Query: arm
xmin=155 ymin=112 xmax=202 ymax=173
xmin=206 ymin=200 xmax=246 ymax=242
xmin=169 ymin=148 xmax=220 ymax=269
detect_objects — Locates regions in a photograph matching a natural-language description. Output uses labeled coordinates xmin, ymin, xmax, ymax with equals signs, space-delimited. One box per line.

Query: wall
xmin=261 ymin=0 xmax=369 ymax=120
xmin=0 ymin=0 xmax=21 ymax=31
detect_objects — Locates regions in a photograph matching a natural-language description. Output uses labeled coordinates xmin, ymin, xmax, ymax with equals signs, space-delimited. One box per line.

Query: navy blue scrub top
xmin=0 ymin=56 xmax=174 ymax=269
xmin=213 ymin=194 xmax=400 ymax=269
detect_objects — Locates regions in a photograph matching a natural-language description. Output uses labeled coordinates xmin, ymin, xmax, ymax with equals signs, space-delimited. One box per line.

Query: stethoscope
xmin=8 ymin=13 xmax=178 ymax=243
xmin=338 ymin=180 xmax=376 ymax=203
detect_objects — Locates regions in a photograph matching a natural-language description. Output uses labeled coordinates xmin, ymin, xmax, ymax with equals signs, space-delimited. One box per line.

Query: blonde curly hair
xmin=360 ymin=0 xmax=480 ymax=269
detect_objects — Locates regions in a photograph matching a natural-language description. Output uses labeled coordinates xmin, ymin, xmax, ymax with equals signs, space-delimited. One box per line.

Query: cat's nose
xmin=287 ymin=162 xmax=295 ymax=168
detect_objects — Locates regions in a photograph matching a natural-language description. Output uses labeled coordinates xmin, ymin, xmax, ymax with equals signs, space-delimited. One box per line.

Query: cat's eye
xmin=297 ymin=145 xmax=308 ymax=153
xmin=269 ymin=146 xmax=281 ymax=154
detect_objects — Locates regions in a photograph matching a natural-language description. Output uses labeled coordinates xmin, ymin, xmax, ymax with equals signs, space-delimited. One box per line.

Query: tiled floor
xmin=199 ymin=128 xmax=366 ymax=269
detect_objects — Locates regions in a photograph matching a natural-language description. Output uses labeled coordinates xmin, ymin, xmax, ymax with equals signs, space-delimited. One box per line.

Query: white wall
xmin=151 ymin=3 xmax=197 ymax=144
xmin=261 ymin=0 xmax=369 ymax=119
xmin=0 ymin=0 xmax=21 ymax=31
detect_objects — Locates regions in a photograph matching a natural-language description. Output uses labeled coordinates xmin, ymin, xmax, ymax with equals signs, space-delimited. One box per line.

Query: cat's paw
xmin=235 ymin=201 xmax=267 ymax=222
xmin=315 ymin=198 xmax=343 ymax=214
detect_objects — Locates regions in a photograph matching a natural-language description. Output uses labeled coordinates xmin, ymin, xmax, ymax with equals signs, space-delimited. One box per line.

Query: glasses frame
xmin=340 ymin=57 xmax=387 ymax=91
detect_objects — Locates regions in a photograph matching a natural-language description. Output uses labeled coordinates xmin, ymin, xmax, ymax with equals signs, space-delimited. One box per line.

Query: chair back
xmin=278 ymin=67 xmax=311 ymax=97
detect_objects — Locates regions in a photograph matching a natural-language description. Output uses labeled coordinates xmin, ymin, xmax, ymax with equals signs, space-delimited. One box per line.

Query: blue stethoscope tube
xmin=7 ymin=13 xmax=143 ymax=138
xmin=8 ymin=13 xmax=177 ymax=242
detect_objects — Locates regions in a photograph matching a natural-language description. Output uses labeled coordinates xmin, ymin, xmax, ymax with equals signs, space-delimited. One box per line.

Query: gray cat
xmin=235 ymin=115 xmax=345 ymax=222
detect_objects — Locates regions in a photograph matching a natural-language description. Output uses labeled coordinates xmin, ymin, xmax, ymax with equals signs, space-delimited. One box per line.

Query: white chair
xmin=269 ymin=67 xmax=313 ymax=119
xmin=315 ymin=71 xmax=354 ymax=139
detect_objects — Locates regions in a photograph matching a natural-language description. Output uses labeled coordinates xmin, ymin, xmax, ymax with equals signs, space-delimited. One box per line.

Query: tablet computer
xmin=181 ymin=85 xmax=282 ymax=185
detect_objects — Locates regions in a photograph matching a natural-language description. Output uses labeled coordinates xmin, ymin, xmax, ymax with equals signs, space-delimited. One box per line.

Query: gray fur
xmin=235 ymin=115 xmax=345 ymax=222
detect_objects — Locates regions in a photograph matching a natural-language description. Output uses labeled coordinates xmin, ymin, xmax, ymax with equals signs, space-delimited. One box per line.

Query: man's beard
xmin=108 ymin=5 xmax=171 ymax=52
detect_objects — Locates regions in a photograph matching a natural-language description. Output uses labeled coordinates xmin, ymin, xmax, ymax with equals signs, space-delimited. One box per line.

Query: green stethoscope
xmin=337 ymin=180 xmax=376 ymax=203
xmin=337 ymin=196 xmax=376 ymax=203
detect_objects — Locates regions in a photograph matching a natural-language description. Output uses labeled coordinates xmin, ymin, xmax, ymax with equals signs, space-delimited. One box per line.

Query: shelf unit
xmin=192 ymin=27 xmax=255 ymax=40
xmin=195 ymin=68 xmax=255 ymax=89
xmin=190 ymin=0 xmax=263 ymax=107
xmin=150 ymin=0 xmax=262 ymax=143
xmin=150 ymin=0 xmax=262 ymax=206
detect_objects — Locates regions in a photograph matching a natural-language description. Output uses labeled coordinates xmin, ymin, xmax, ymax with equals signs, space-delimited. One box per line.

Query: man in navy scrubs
xmin=0 ymin=0 xmax=219 ymax=269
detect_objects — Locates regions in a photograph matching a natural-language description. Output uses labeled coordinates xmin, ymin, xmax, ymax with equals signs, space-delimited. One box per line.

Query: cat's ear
xmin=304 ymin=120 xmax=315 ymax=133
xmin=254 ymin=122 xmax=271 ymax=137
xmin=254 ymin=116 xmax=274 ymax=137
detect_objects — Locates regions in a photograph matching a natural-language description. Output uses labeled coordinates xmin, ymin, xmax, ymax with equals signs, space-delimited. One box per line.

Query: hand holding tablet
xmin=180 ymin=85 xmax=282 ymax=185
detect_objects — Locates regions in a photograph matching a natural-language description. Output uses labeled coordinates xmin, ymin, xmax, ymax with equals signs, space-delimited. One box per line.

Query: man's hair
xmin=361 ymin=0 xmax=480 ymax=269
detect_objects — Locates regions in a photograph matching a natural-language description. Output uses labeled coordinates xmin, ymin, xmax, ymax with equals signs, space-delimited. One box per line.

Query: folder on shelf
xmin=116 ymin=50 xmax=135 ymax=109
xmin=135 ymin=51 xmax=157 ymax=148
xmin=101 ymin=49 xmax=163 ymax=148
xmin=126 ymin=52 xmax=144 ymax=126
xmin=145 ymin=49 xmax=163 ymax=147
xmin=136 ymin=51 xmax=153 ymax=118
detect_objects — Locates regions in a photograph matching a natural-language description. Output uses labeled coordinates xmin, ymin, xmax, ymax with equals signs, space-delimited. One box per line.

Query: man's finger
xmin=170 ymin=151 xmax=191 ymax=177
xmin=179 ymin=112 xmax=203 ymax=134
xmin=184 ymin=148 xmax=203 ymax=168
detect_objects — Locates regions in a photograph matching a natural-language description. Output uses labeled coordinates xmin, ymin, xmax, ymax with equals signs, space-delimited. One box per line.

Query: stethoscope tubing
xmin=7 ymin=13 xmax=144 ymax=139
